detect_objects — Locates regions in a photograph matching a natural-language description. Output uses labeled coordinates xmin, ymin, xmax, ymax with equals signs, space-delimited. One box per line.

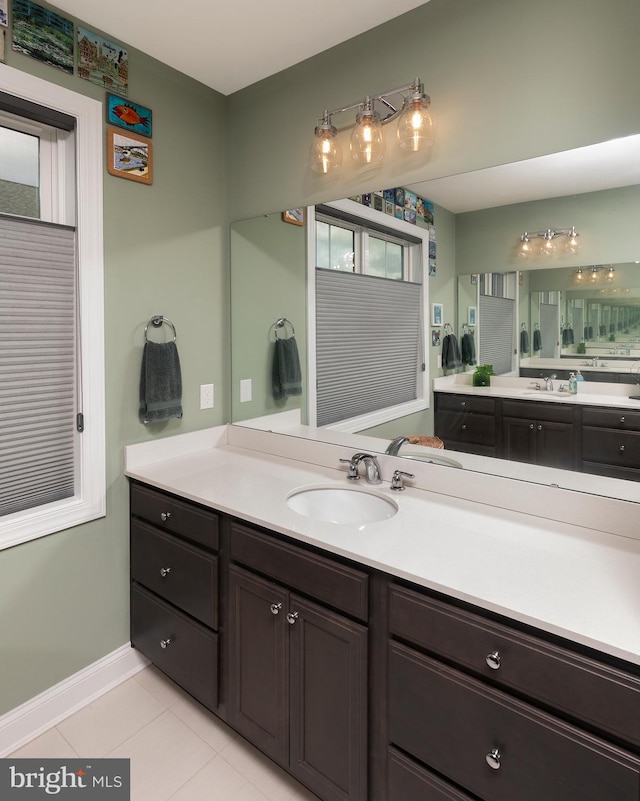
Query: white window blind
xmin=316 ymin=268 xmax=422 ymax=426
xmin=478 ymin=294 xmax=514 ymax=375
xmin=0 ymin=214 xmax=77 ymax=517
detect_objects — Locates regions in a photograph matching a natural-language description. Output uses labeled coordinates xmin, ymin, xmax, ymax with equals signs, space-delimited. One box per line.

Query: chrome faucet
xmin=339 ymin=452 xmax=382 ymax=484
xmin=385 ymin=436 xmax=409 ymax=456
xmin=543 ymin=376 xmax=553 ymax=391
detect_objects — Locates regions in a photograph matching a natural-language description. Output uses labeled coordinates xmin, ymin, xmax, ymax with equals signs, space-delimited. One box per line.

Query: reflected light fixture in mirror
xmin=580 ymin=264 xmax=616 ymax=282
xmin=517 ymin=225 xmax=580 ymax=258
xmin=309 ymin=77 xmax=433 ymax=174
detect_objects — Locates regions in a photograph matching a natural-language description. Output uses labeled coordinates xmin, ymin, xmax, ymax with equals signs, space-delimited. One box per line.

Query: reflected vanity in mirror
xmin=230 ymin=136 xmax=640 ymax=501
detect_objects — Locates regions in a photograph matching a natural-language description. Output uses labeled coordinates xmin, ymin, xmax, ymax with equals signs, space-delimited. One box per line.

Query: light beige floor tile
xmin=220 ymin=737 xmax=302 ymax=801
xmin=291 ymin=787 xmax=321 ymax=801
xmin=169 ymin=693 xmax=237 ymax=753
xmin=57 ymin=677 xmax=165 ymax=757
xmin=169 ymin=753 xmax=269 ymax=801
xmin=108 ymin=709 xmax=215 ymax=801
xmin=134 ymin=665 xmax=188 ymax=708
xmin=9 ymin=726 xmax=78 ymax=758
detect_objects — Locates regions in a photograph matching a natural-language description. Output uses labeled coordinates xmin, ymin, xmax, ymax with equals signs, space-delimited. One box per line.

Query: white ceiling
xmin=50 ymin=0 xmax=430 ymax=96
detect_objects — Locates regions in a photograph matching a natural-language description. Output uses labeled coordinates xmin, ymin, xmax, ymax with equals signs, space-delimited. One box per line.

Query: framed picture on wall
xmin=282 ymin=208 xmax=305 ymax=226
xmin=106 ymin=94 xmax=152 ymax=137
xmin=431 ymin=303 xmax=443 ymax=326
xmin=468 ymin=306 xmax=477 ymax=325
xmin=106 ymin=128 xmax=153 ymax=185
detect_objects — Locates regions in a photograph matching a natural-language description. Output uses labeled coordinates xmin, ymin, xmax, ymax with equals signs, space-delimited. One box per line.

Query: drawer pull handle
xmin=286 ymin=611 xmax=299 ymax=625
xmin=270 ymin=603 xmax=282 ymax=615
xmin=620 ymin=444 xmax=625 ymax=453
xmin=160 ymin=567 xmax=171 ymax=578
xmin=486 ymin=748 xmax=501 ymax=770
xmin=160 ymin=638 xmax=172 ymax=649
xmin=485 ymin=651 xmax=501 ymax=670
xmin=160 ymin=512 xmax=172 ymax=522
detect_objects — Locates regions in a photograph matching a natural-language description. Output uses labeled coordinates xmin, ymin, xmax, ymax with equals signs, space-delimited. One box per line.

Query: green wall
xmin=0 ymin=10 xmax=229 ymax=715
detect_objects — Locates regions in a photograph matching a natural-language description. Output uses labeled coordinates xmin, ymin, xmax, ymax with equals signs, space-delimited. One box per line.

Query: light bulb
xmin=576 ymin=267 xmax=584 ymax=280
xmin=350 ymin=101 xmax=384 ymax=164
xmin=397 ymin=92 xmax=434 ymax=153
xmin=590 ymin=267 xmax=599 ymax=282
xmin=607 ymin=265 xmax=615 ymax=281
xmin=517 ymin=233 xmax=533 ymax=258
xmin=539 ymin=230 xmax=557 ymax=257
xmin=565 ymin=226 xmax=580 ymax=255
xmin=310 ymin=117 xmax=342 ymax=174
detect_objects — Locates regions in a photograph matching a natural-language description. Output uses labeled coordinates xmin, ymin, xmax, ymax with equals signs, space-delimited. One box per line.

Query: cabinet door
xmin=535 ymin=419 xmax=575 ymax=468
xmin=228 ymin=565 xmax=289 ymax=766
xmin=502 ymin=416 xmax=536 ymax=463
xmin=289 ymin=594 xmax=368 ymax=801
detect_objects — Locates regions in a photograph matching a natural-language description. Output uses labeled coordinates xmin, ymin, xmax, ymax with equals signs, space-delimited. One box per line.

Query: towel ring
xmin=144 ymin=315 xmax=177 ymax=343
xmin=272 ymin=317 xmax=295 ymax=339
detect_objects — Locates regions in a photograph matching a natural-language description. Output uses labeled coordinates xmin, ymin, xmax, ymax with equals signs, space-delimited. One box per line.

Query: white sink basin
xmin=286 ymin=485 xmax=398 ymax=525
xmin=522 ymin=391 xmax=570 ymax=398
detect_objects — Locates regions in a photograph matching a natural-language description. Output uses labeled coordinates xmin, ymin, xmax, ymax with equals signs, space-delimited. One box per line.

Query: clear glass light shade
xmin=350 ymin=108 xmax=384 ymax=164
xmin=517 ymin=235 xmax=533 ymax=258
xmin=564 ymin=228 xmax=580 ymax=255
xmin=539 ymin=231 xmax=557 ymax=257
xmin=310 ymin=123 xmax=342 ymax=174
xmin=396 ymin=96 xmax=434 ymax=152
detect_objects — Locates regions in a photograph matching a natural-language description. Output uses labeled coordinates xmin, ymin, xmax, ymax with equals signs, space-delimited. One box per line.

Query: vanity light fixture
xmin=516 ymin=225 xmax=580 ymax=258
xmin=578 ymin=265 xmax=615 ymax=283
xmin=310 ymin=77 xmax=434 ymax=174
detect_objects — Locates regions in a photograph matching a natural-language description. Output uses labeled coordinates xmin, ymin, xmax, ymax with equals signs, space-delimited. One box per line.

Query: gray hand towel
xmin=272 ymin=336 xmax=302 ymax=400
xmin=139 ymin=341 xmax=183 ymax=423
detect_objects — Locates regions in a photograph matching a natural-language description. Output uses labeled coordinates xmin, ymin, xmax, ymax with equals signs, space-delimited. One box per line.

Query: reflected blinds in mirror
xmin=478 ymin=295 xmax=515 ymax=375
xmin=316 ymin=268 xmax=422 ymax=426
xmin=0 ymin=215 xmax=76 ymax=516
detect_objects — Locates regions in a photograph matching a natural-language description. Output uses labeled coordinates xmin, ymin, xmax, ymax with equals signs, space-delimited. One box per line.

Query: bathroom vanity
xmin=126 ymin=427 xmax=640 ymax=801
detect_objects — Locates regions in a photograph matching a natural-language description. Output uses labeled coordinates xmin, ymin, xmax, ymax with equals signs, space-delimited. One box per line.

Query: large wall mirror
xmin=230 ymin=135 xmax=640 ymax=503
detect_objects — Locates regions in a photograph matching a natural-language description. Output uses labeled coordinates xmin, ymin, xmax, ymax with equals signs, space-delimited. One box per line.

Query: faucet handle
xmin=339 ymin=457 xmax=360 ymax=480
xmin=390 ymin=469 xmax=415 ymax=491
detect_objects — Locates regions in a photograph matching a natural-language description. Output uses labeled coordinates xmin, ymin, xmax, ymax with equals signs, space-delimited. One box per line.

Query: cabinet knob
xmin=529 ymin=423 xmax=534 ymax=430
xmin=160 ymin=638 xmax=172 ymax=649
xmin=485 ymin=748 xmax=501 ymax=770
xmin=620 ymin=416 xmax=625 ymax=424
xmin=460 ymin=401 xmax=466 ymax=407
xmin=619 ymin=444 xmax=625 ymax=453
xmin=160 ymin=567 xmax=171 ymax=578
xmin=537 ymin=424 xmax=543 ymax=431
xmin=270 ymin=602 xmax=282 ymax=615
xmin=160 ymin=511 xmax=172 ymax=522
xmin=485 ymin=651 xmax=501 ymax=670
xmin=461 ymin=424 xmax=467 ymax=431
xmin=286 ymin=611 xmax=299 ymax=625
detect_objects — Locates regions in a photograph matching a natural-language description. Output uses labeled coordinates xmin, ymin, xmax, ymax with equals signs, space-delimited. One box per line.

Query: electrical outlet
xmin=240 ymin=378 xmax=252 ymax=403
xmin=200 ymin=383 xmax=214 ymax=409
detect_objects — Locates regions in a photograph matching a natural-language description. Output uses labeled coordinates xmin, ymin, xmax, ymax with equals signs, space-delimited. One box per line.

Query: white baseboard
xmin=0 ymin=644 xmax=149 ymax=757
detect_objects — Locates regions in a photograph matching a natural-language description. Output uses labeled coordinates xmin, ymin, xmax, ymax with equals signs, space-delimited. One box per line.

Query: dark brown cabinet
xmin=130 ymin=482 xmax=220 ymax=711
xmin=501 ymin=400 xmax=576 ymax=469
xmin=228 ymin=524 xmax=368 ymax=801
xmin=582 ymin=407 xmax=640 ymax=480
xmin=434 ymin=393 xmax=497 ymax=456
xmin=387 ymin=581 xmax=640 ymax=801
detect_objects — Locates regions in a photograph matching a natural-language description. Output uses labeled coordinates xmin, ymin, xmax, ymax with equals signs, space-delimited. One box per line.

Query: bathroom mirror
xmin=230 ymin=137 xmax=640 ymax=502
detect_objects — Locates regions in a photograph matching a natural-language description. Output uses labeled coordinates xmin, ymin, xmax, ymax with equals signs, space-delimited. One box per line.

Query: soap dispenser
xmin=568 ymin=372 xmax=577 ymax=394
xmin=575 ymin=369 xmax=584 ymax=385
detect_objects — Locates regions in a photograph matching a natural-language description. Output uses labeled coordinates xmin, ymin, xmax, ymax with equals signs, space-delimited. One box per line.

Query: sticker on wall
xmin=282 ymin=209 xmax=305 ymax=226
xmin=77 ymin=27 xmax=128 ymax=97
xmin=11 ymin=0 xmax=74 ymax=74
xmin=429 ymin=259 xmax=437 ymax=277
xmin=106 ymin=93 xmax=152 ymax=137
xmin=0 ymin=0 xmax=7 ymax=26
xmin=106 ymin=127 xmax=152 ymax=185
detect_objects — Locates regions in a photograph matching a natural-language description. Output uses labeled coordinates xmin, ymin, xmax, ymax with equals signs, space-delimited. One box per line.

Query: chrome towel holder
xmin=144 ymin=315 xmax=177 ymax=342
xmin=272 ymin=317 xmax=295 ymax=339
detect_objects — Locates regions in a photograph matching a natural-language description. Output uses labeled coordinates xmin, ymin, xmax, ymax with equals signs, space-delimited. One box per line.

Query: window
xmin=0 ymin=67 xmax=105 ymax=551
xmin=309 ymin=200 xmax=429 ymax=431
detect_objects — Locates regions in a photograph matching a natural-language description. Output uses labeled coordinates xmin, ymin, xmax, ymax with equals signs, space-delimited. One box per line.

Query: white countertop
xmin=125 ymin=428 xmax=640 ymax=668
xmin=434 ymin=373 xmax=640 ymax=409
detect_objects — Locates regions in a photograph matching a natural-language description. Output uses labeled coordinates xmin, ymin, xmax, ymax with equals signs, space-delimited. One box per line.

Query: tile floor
xmin=9 ymin=666 xmax=319 ymax=801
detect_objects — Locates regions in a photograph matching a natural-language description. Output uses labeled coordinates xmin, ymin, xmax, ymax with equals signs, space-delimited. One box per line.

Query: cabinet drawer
xmin=389 ymin=642 xmax=640 ymax=801
xmin=388 ymin=747 xmax=474 ymax=801
xmin=436 ymin=410 xmax=495 ymax=446
xmin=131 ymin=585 xmax=218 ymax=711
xmin=436 ymin=394 xmax=496 ymax=415
xmin=582 ymin=407 xmax=640 ymax=431
xmin=230 ymin=522 xmax=368 ymax=621
xmin=582 ymin=428 xmax=640 ymax=467
xmin=131 ymin=520 xmax=218 ymax=628
xmin=389 ymin=584 xmax=640 ymax=747
xmin=130 ymin=483 xmax=219 ymax=550
xmin=502 ymin=399 xmax=574 ymax=423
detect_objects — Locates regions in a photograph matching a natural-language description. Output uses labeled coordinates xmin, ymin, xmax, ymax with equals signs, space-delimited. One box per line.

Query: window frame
xmin=0 ymin=66 xmax=105 ymax=551
xmin=307 ymin=198 xmax=430 ymax=432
